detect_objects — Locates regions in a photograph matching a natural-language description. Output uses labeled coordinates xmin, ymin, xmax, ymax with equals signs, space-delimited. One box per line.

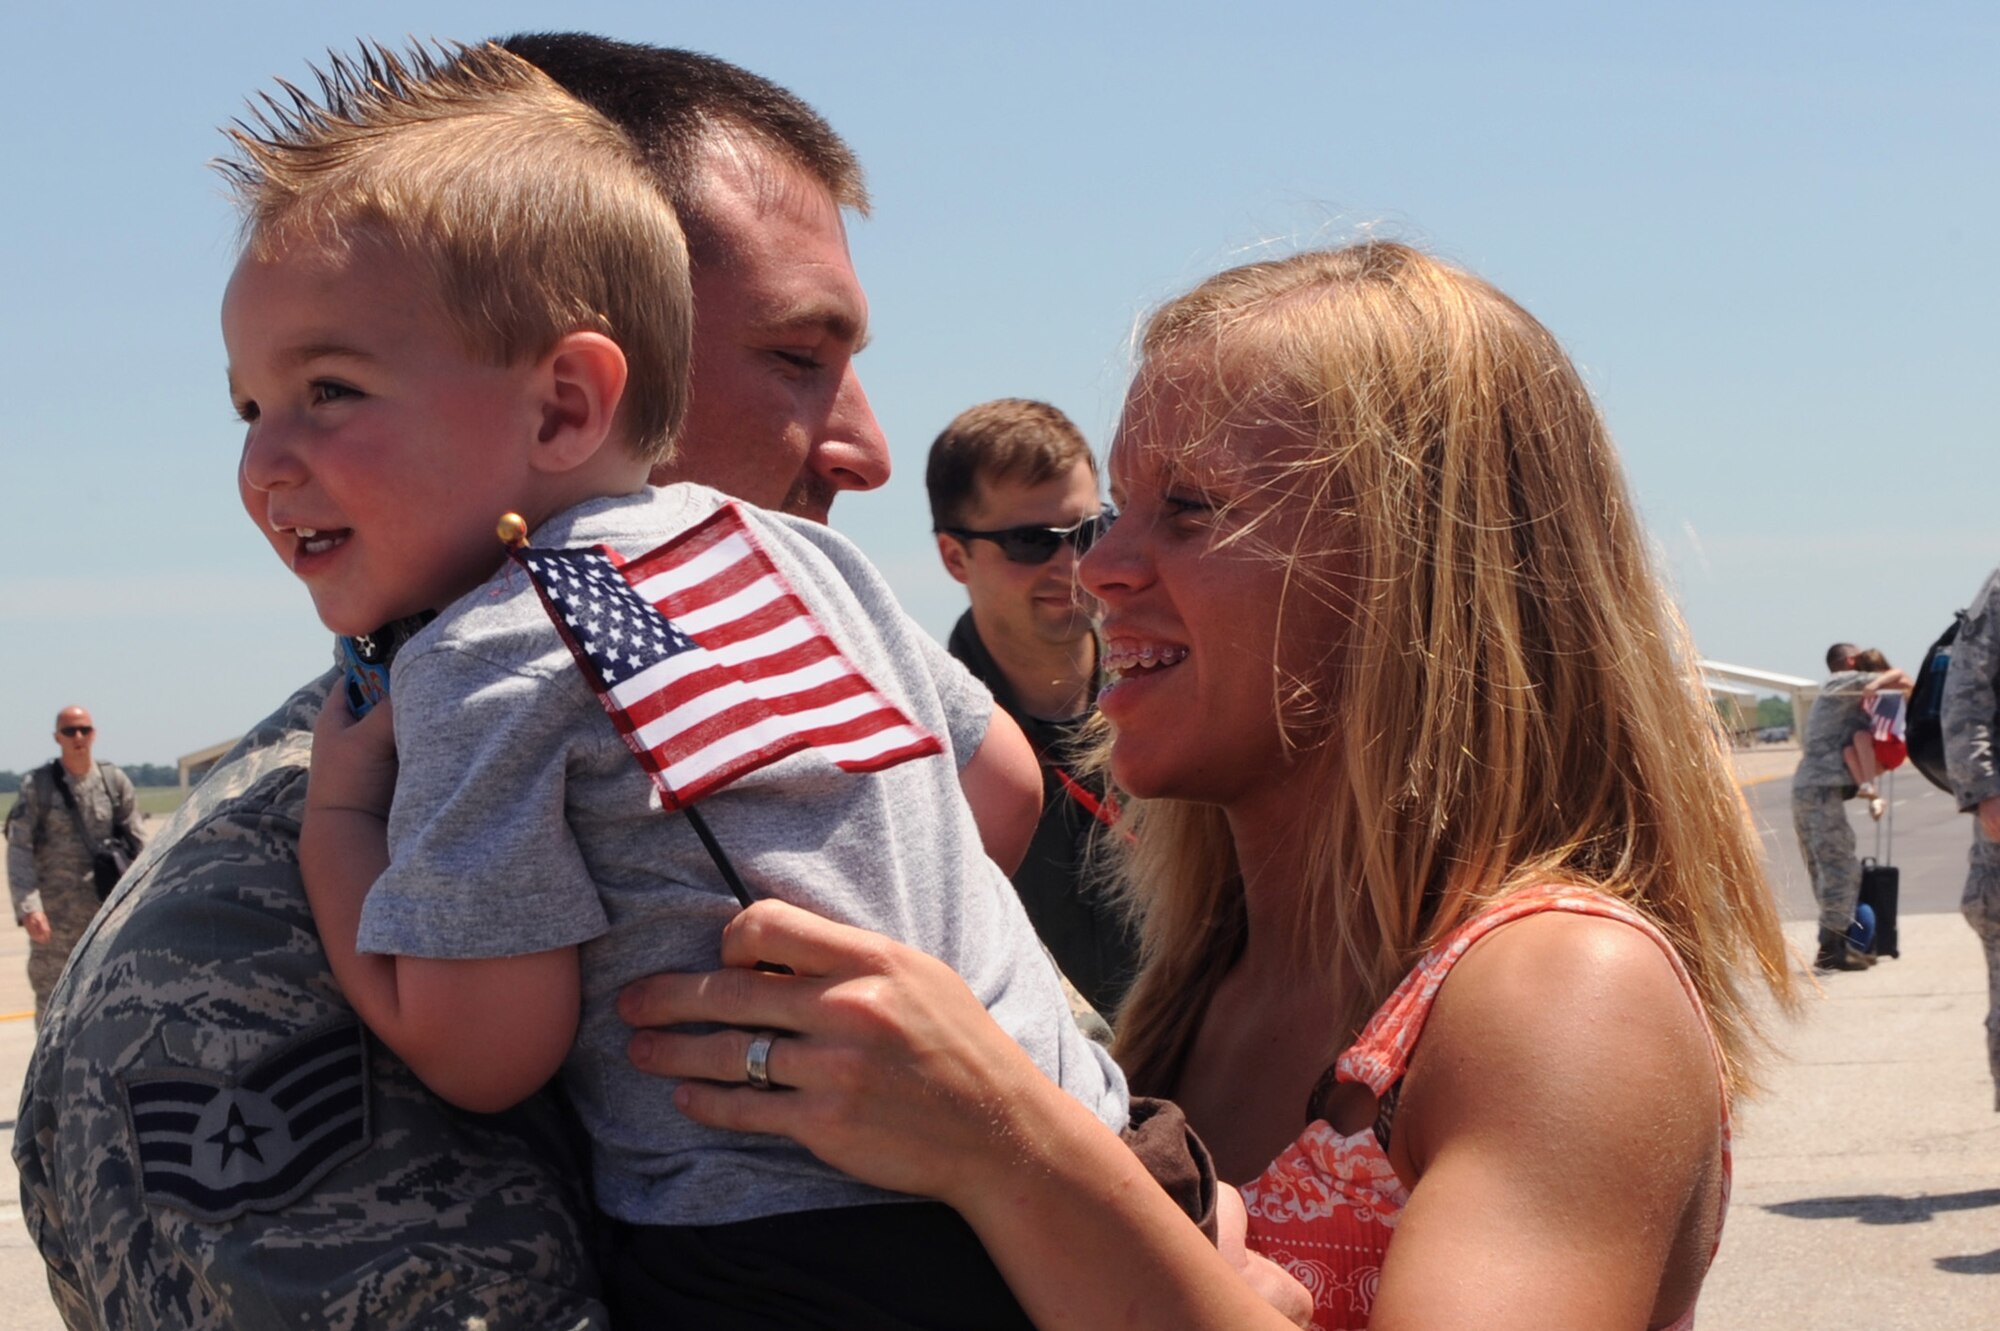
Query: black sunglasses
xmin=59 ymin=726 xmax=94 ymax=738
xmin=938 ymin=507 xmax=1116 ymax=566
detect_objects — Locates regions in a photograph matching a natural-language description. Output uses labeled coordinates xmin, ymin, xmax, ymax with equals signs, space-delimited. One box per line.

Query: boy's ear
xmin=531 ymin=331 xmax=629 ymax=474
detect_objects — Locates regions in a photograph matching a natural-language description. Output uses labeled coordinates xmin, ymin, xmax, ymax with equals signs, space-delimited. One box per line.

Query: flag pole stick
xmin=683 ymin=805 xmax=754 ymax=908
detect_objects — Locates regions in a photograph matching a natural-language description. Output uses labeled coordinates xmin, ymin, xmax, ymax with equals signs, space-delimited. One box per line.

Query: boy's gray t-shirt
xmin=358 ymin=485 xmax=1129 ymax=1225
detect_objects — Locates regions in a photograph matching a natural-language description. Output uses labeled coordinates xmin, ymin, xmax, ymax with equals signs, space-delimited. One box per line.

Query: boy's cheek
xmin=238 ymin=462 xmax=276 ymax=539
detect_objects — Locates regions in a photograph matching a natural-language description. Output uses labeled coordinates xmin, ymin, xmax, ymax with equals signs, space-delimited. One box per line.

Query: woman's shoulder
xmin=1343 ymin=888 xmax=1698 ymax=1082
xmin=1370 ymin=903 xmax=1730 ymax=1325
xmin=1440 ymin=905 xmax=1703 ymax=1027
xmin=1400 ymin=904 xmax=1722 ymax=1168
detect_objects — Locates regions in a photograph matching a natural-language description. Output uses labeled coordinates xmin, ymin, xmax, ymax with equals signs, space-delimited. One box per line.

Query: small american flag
xmin=1867 ymin=690 xmax=1907 ymax=744
xmin=512 ymin=501 xmax=941 ymax=810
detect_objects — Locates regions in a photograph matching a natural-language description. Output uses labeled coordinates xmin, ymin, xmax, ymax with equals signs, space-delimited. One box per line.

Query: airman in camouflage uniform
xmin=14 ymin=675 xmax=608 ymax=1329
xmin=1943 ymin=566 xmax=2000 ymax=1111
xmin=6 ymin=706 xmax=140 ymax=1022
xmin=1791 ymin=646 xmax=1884 ymax=971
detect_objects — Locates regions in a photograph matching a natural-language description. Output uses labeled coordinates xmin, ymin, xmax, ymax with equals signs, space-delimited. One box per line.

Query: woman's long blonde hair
xmin=1110 ymin=242 xmax=1795 ymax=1098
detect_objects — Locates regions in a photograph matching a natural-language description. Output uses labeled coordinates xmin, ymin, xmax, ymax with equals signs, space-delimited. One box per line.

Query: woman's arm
xmin=1863 ymin=667 xmax=1914 ymax=697
xmin=620 ymin=900 xmax=1308 ymax=1331
xmin=303 ymin=695 xmax=579 ymax=1114
xmin=1371 ymin=911 xmax=1724 ymax=1331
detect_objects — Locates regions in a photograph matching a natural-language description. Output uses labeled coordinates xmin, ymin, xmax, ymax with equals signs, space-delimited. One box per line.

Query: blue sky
xmin=3 ymin=1 xmax=1995 ymax=770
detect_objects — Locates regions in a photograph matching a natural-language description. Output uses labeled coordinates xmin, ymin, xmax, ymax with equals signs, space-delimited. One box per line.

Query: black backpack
xmin=1905 ymin=612 xmax=1963 ymax=794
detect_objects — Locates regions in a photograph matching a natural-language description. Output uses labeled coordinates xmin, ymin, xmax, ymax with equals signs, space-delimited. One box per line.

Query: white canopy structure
xmin=1700 ymin=660 xmax=1818 ymax=739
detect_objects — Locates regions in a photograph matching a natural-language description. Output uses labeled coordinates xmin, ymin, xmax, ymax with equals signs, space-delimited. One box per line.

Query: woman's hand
xmin=619 ymin=898 xmax=1053 ymax=1208
xmin=1217 ymin=1187 xmax=1315 ymax=1328
xmin=306 ymin=692 xmax=398 ymax=819
xmin=623 ymin=901 xmax=1314 ymax=1331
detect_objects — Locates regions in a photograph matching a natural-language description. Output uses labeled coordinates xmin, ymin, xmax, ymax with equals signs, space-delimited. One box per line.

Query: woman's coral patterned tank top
xmin=1239 ymin=886 xmax=1730 ymax=1330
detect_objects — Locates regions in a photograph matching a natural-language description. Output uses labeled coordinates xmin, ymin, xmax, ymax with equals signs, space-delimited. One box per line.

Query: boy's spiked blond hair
xmin=1110 ymin=242 xmax=1796 ymax=1100
xmin=218 ymin=41 xmax=691 ymax=461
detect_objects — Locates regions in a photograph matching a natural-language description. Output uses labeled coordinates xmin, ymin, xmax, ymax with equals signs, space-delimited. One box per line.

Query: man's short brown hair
xmin=218 ymin=41 xmax=692 ymax=462
xmin=926 ymin=399 xmax=1095 ymax=530
xmin=498 ymin=33 xmax=867 ymax=262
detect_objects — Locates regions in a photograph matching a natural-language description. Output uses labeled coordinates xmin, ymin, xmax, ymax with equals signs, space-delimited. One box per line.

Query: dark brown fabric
xmin=1122 ymin=1095 xmax=1218 ymax=1242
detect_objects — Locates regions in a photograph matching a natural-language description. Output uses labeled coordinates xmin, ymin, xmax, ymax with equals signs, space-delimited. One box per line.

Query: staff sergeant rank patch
xmin=121 ymin=1019 xmax=371 ymax=1222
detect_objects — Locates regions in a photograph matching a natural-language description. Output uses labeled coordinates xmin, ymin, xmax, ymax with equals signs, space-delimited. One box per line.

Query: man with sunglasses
xmin=5 ymin=706 xmax=142 ymax=1023
xmin=929 ymin=399 xmax=1139 ymax=1015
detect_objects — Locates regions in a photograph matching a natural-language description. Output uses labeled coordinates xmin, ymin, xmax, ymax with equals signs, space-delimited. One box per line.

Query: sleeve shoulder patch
xmin=121 ymin=1018 xmax=371 ymax=1223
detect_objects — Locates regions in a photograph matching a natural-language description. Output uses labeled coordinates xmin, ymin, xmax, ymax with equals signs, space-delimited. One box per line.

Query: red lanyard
xmin=1050 ymin=762 xmax=1121 ymax=829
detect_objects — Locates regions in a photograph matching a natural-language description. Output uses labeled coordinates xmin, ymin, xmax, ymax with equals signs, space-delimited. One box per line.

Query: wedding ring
xmin=744 ymin=1032 xmax=777 ymax=1091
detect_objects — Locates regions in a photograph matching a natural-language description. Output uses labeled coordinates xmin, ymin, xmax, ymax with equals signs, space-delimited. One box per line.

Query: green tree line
xmin=0 ymin=763 xmax=181 ymax=792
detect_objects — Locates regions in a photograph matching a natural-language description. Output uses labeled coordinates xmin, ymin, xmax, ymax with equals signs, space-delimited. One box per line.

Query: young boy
xmin=221 ymin=43 xmax=1131 ymax=1318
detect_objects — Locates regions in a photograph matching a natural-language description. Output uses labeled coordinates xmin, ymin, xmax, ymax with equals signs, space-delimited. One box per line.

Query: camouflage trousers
xmin=28 ymin=876 xmax=102 ymax=1025
xmin=1964 ymin=828 xmax=2000 ymax=1111
xmin=1792 ymin=785 xmax=1860 ymax=937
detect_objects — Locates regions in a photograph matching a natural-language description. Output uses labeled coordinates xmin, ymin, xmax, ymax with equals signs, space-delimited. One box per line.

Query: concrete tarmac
xmin=0 ymin=769 xmax=1995 ymax=1328
xmin=0 ymin=970 xmax=59 ymax=1331
xmin=1709 ymin=752 xmax=2000 ymax=1327
xmin=1702 ymin=913 xmax=2000 ymax=1328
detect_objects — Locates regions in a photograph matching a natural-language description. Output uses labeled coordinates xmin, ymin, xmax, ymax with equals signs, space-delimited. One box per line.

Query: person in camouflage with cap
xmin=1944 ymin=565 xmax=2000 ymax=1112
xmin=14 ymin=34 xmax=1055 ymax=1328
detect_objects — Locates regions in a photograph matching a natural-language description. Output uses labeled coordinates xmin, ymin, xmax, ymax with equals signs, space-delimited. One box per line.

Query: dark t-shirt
xmin=948 ymin=612 xmax=1140 ymax=1015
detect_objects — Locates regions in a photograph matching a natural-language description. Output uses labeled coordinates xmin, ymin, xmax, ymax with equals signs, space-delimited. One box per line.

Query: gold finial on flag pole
xmin=496 ymin=513 xmax=530 ymax=550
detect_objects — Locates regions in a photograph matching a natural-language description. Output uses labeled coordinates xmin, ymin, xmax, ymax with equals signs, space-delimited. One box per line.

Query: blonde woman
xmin=622 ymin=242 xmax=1797 ymax=1330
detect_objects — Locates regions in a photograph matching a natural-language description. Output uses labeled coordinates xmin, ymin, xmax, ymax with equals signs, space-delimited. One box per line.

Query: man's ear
xmin=937 ymin=531 xmax=973 ymax=586
xmin=531 ymin=331 xmax=629 ymax=475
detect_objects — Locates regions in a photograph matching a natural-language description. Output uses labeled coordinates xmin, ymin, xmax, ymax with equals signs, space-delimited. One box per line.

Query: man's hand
xmin=1980 ymin=796 xmax=2000 ymax=844
xmin=22 ymin=911 xmax=50 ymax=945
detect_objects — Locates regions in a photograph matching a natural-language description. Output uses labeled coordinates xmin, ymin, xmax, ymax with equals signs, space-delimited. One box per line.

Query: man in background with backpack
xmin=4 ymin=706 xmax=142 ymax=1023
xmin=1943 ymin=566 xmax=2000 ymax=1111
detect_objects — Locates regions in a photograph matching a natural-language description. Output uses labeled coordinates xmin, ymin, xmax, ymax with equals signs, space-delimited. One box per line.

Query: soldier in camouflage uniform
xmin=16 ymin=37 xmax=1077 ymax=1328
xmin=1791 ymin=644 xmax=1909 ymax=972
xmin=6 ymin=706 xmax=141 ymax=1023
xmin=1943 ymin=565 xmax=2000 ymax=1111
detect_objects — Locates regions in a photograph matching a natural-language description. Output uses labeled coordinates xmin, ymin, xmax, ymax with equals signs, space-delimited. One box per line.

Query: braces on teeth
xmin=1106 ymin=645 xmax=1188 ymax=672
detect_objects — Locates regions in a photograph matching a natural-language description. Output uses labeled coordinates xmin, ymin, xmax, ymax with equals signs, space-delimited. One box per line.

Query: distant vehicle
xmin=1757 ymin=725 xmax=1793 ymax=743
